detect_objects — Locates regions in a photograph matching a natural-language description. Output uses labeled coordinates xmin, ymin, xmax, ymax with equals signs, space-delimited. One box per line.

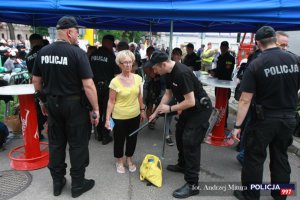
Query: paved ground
xmin=0 ymin=85 xmax=299 ymax=200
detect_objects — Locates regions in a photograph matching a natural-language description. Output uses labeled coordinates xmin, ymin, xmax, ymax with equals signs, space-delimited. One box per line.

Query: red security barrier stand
xmin=0 ymin=84 xmax=48 ymax=170
xmin=199 ymin=76 xmax=237 ymax=147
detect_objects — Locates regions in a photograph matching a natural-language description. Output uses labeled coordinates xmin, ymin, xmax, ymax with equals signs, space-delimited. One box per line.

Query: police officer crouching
xmin=232 ymin=26 xmax=300 ymax=200
xmin=147 ymin=51 xmax=212 ymax=199
xmin=32 ymin=16 xmax=99 ymax=198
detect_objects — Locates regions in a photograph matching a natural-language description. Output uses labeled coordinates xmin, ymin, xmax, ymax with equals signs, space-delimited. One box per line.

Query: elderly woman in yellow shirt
xmin=105 ymin=50 xmax=146 ymax=174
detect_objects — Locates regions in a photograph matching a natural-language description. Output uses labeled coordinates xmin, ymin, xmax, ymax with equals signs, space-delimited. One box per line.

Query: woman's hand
xmin=104 ymin=119 xmax=111 ymax=130
xmin=140 ymin=110 xmax=146 ymax=122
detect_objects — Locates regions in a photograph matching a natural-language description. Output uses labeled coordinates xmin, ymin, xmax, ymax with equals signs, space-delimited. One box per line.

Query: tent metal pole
xmin=32 ymin=14 xmax=36 ymax=33
xmin=149 ymin=22 xmax=152 ymax=46
xmin=168 ymin=20 xmax=173 ymax=59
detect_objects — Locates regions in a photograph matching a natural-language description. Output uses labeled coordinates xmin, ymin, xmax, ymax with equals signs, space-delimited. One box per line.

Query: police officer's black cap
xmin=255 ymin=26 xmax=276 ymax=41
xmin=56 ymin=16 xmax=84 ymax=30
xmin=220 ymin=41 xmax=229 ymax=47
xmin=102 ymin=35 xmax=116 ymax=47
xmin=29 ymin=33 xmax=43 ymax=41
xmin=185 ymin=43 xmax=194 ymax=49
xmin=144 ymin=50 xmax=168 ymax=68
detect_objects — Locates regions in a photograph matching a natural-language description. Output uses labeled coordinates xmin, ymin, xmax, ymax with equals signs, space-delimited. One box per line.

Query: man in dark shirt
xmin=26 ymin=33 xmax=47 ymax=140
xmin=197 ymin=44 xmax=205 ymax=57
xmin=183 ymin=43 xmax=201 ymax=71
xmin=214 ymin=41 xmax=235 ymax=80
xmin=26 ymin=33 xmax=44 ymax=74
xmin=32 ymin=16 xmax=99 ymax=198
xmin=129 ymin=42 xmax=142 ymax=69
xmin=213 ymin=41 xmax=235 ymax=127
xmin=90 ymin=34 xmax=120 ymax=144
xmin=147 ymin=51 xmax=212 ymax=199
xmin=232 ymin=26 xmax=300 ymax=200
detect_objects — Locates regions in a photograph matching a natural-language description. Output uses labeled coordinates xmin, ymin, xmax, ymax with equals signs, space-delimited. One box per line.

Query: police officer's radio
xmin=199 ymin=97 xmax=210 ymax=109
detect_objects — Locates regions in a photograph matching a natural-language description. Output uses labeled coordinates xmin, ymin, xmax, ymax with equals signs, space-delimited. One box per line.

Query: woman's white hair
xmin=115 ymin=50 xmax=135 ymax=66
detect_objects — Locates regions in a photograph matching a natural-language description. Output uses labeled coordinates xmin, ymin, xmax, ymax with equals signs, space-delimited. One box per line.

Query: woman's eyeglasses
xmin=121 ymin=61 xmax=133 ymax=65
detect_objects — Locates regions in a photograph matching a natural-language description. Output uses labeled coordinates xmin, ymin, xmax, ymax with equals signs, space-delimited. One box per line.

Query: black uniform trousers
xmin=175 ymin=106 xmax=212 ymax=185
xmin=242 ymin=117 xmax=296 ymax=200
xmin=96 ymin=82 xmax=110 ymax=138
xmin=46 ymin=95 xmax=90 ymax=187
xmin=35 ymin=97 xmax=47 ymax=138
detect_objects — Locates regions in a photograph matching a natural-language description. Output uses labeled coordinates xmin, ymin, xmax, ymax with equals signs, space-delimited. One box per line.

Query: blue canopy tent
xmin=1 ymin=0 xmax=300 ymax=32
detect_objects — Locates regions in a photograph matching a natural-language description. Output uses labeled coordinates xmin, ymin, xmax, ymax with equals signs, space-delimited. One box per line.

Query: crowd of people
xmin=0 ymin=15 xmax=299 ymax=200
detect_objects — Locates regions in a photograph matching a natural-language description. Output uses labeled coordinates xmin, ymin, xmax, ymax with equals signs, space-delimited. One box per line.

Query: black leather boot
xmin=53 ymin=177 xmax=66 ymax=196
xmin=71 ymin=179 xmax=95 ymax=198
xmin=166 ymin=164 xmax=185 ymax=174
xmin=233 ymin=190 xmax=248 ymax=200
xmin=172 ymin=183 xmax=199 ymax=198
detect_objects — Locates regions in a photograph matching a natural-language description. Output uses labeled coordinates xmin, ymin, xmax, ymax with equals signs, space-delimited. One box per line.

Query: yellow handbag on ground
xmin=140 ymin=154 xmax=162 ymax=187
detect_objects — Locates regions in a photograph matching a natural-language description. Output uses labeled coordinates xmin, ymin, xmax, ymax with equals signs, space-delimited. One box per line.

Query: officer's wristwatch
xmin=234 ymin=124 xmax=242 ymax=129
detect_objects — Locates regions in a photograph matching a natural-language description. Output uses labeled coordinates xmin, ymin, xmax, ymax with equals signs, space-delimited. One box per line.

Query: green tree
xmin=33 ymin=27 xmax=49 ymax=37
xmin=96 ymin=30 xmax=144 ymax=43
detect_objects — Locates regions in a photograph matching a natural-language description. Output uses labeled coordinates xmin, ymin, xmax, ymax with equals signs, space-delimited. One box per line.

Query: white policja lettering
xmin=264 ymin=64 xmax=299 ymax=77
xmin=41 ymin=55 xmax=68 ymax=65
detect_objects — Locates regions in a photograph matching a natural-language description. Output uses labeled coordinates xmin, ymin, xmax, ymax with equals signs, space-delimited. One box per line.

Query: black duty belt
xmin=264 ymin=110 xmax=295 ymax=119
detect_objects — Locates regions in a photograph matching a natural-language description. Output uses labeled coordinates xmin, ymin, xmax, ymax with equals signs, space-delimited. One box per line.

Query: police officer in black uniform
xmin=213 ymin=41 xmax=235 ymax=81
xmin=90 ymin=35 xmax=120 ymax=144
xmin=147 ymin=51 xmax=212 ymax=199
xmin=26 ymin=33 xmax=47 ymax=140
xmin=32 ymin=16 xmax=99 ymax=198
xmin=213 ymin=41 xmax=235 ymax=127
xmin=232 ymin=26 xmax=300 ymax=200
xmin=26 ymin=33 xmax=44 ymax=74
xmin=183 ymin=43 xmax=201 ymax=71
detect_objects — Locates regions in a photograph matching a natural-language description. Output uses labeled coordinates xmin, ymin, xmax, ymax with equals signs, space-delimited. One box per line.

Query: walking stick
xmin=129 ymin=112 xmax=177 ymax=137
xmin=129 ymin=120 xmax=151 ymax=137
xmin=161 ymin=113 xmax=167 ymax=159
xmin=91 ymin=112 xmax=98 ymax=140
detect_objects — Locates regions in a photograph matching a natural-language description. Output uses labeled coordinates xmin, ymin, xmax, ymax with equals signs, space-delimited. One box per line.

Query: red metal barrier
xmin=8 ymin=94 xmax=48 ymax=170
xmin=205 ymin=87 xmax=234 ymax=146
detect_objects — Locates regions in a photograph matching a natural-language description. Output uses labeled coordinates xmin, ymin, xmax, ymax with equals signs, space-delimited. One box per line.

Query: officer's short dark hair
xmin=185 ymin=43 xmax=194 ymax=49
xmin=144 ymin=50 xmax=168 ymax=68
xmin=259 ymin=37 xmax=277 ymax=46
xmin=172 ymin=47 xmax=182 ymax=56
xmin=117 ymin=41 xmax=129 ymax=51
xmin=220 ymin=41 xmax=229 ymax=47
xmin=29 ymin=33 xmax=43 ymax=41
xmin=102 ymin=35 xmax=116 ymax=47
xmin=146 ymin=46 xmax=155 ymax=55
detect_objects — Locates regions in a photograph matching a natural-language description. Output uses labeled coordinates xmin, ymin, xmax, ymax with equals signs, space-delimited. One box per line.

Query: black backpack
xmin=0 ymin=122 xmax=9 ymax=146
